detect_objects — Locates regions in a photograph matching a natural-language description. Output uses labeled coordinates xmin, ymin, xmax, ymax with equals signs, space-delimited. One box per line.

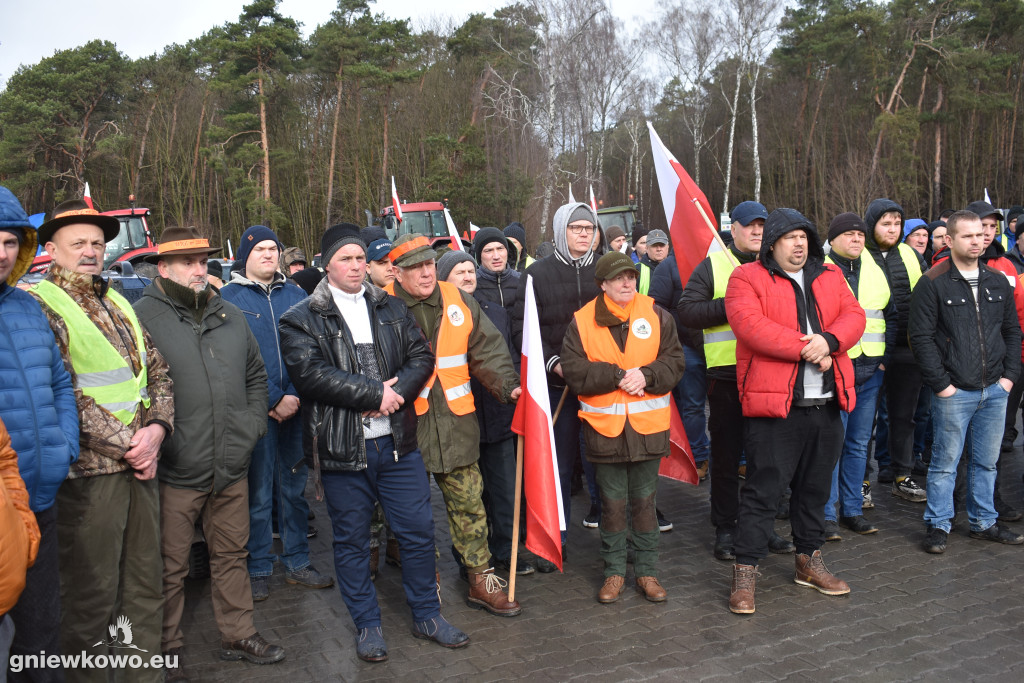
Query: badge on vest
xmin=447 ymin=304 xmax=466 ymax=326
xmin=631 ymin=318 xmax=652 ymax=339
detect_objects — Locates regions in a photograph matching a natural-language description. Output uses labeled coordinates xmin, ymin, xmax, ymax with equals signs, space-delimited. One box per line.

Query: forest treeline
xmin=1 ymin=0 xmax=1022 ymax=255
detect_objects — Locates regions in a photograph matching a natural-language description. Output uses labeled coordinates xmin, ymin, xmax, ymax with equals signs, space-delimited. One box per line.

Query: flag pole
xmin=551 ymin=387 xmax=569 ymax=423
xmin=508 ymin=434 xmax=525 ymax=602
xmin=690 ymin=198 xmax=739 ymax=267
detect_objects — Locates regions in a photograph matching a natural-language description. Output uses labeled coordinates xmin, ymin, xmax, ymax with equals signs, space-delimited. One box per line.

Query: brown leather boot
xmin=794 ymin=550 xmax=850 ymax=595
xmin=597 ymin=575 xmax=625 ymax=604
xmin=635 ymin=576 xmax=667 ymax=602
xmin=369 ymin=546 xmax=380 ymax=581
xmin=729 ymin=564 xmax=759 ymax=614
xmin=467 ymin=568 xmax=521 ymax=616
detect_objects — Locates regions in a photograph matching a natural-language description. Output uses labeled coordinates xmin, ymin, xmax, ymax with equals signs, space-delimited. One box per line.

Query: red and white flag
xmin=568 ymin=185 xmax=576 ymax=204
xmin=442 ymin=207 xmax=465 ymax=252
xmin=658 ymin=395 xmax=699 ymax=484
xmin=511 ymin=275 xmax=565 ymax=570
xmin=647 ymin=121 xmax=724 ymax=287
xmin=391 ymin=176 xmax=403 ymax=223
xmin=589 ymin=184 xmax=598 ymax=214
xmin=83 ymin=182 xmax=94 ymax=209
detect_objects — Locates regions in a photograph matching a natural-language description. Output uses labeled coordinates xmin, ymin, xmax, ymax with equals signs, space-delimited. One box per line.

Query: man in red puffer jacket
xmin=723 ymin=208 xmax=865 ymax=615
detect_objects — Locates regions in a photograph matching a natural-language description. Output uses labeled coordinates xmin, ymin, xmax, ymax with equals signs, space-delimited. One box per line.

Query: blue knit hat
xmin=237 ymin=225 xmax=282 ymax=270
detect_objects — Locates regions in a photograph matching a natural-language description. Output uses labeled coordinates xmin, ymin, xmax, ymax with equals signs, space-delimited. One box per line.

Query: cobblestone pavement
xmin=180 ymin=452 xmax=1024 ymax=682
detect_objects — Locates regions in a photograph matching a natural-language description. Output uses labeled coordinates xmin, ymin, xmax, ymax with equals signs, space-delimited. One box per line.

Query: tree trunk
xmin=325 ymin=61 xmax=345 ymax=228
xmin=381 ymin=83 xmax=392 ymax=209
xmin=722 ymin=65 xmax=742 ymax=215
xmin=869 ymin=44 xmax=917 ymax=179
xmin=750 ymin=62 xmax=762 ymax=203
xmin=258 ymin=70 xmax=271 ymax=204
xmin=187 ymin=87 xmax=209 ymax=219
xmin=932 ymin=84 xmax=944 ymax=218
xmin=539 ymin=73 xmax=558 ymax=240
xmin=134 ymin=94 xmax=158 ymax=197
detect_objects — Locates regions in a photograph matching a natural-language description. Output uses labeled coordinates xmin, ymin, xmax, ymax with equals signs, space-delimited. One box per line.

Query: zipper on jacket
xmin=1 ymin=316 xmax=44 ymax=505
xmin=973 ymin=278 xmax=988 ymax=382
xmin=265 ymin=289 xmax=287 ymax=391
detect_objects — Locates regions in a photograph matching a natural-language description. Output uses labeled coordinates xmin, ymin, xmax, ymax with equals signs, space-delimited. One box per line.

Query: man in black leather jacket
xmin=279 ymin=224 xmax=468 ymax=663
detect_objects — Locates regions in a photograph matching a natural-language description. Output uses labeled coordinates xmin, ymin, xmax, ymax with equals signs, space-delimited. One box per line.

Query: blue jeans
xmin=829 ymin=369 xmax=884 ymax=520
xmin=873 ymin=393 xmax=890 ymax=470
xmin=675 ymin=345 xmax=710 ymax=463
xmin=247 ymin=416 xmax=311 ymax=576
xmin=321 ymin=437 xmax=439 ymax=628
xmin=924 ymin=383 xmax=1009 ymax=533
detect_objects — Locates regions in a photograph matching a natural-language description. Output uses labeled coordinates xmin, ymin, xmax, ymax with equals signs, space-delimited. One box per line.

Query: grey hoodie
xmin=552 ymin=202 xmax=603 ymax=266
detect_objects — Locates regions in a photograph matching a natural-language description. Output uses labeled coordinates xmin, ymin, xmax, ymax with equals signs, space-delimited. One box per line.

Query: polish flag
xmin=83 ymin=182 xmax=94 ymax=209
xmin=442 ymin=207 xmax=465 ymax=251
xmin=647 ymin=121 xmax=725 ymax=287
xmin=589 ymin=184 xmax=598 ymax=214
xmin=469 ymin=222 xmax=481 ymax=239
xmin=568 ymin=185 xmax=576 ymax=204
xmin=391 ymin=176 xmax=403 ymax=223
xmin=511 ymin=275 xmax=565 ymax=570
xmin=658 ymin=395 xmax=699 ymax=484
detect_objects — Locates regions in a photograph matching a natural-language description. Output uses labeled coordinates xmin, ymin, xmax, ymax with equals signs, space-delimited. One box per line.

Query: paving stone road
xmin=180 ymin=452 xmax=1024 ymax=682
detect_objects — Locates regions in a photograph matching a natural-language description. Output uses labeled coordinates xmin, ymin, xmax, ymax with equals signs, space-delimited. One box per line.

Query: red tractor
xmin=29 ymin=196 xmax=157 ymax=274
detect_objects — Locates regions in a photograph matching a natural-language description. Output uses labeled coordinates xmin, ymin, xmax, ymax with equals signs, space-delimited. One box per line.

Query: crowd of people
xmin=0 ymin=182 xmax=1023 ymax=679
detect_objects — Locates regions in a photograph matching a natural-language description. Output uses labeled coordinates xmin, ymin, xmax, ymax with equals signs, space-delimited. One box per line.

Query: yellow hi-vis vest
xmin=409 ymin=281 xmax=476 ymax=416
xmin=32 ymin=280 xmax=150 ymax=425
xmin=574 ymin=294 xmax=670 ymax=437
xmin=825 ymin=254 xmax=890 ymax=359
xmin=896 ymin=242 xmax=923 ymax=289
xmin=703 ymin=250 xmax=739 ymax=368
xmin=638 ymin=263 xmax=652 ymax=295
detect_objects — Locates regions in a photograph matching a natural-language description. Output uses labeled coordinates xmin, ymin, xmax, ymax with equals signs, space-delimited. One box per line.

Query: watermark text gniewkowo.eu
xmin=9 ymin=651 xmax=176 ymax=673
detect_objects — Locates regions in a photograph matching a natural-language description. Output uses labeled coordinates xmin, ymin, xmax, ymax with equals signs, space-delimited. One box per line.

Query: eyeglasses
xmin=568 ymin=224 xmax=596 ymax=235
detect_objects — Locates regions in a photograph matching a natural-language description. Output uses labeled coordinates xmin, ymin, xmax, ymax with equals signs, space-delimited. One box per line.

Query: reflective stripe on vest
xmin=703 ymin=250 xmax=739 ymax=368
xmin=412 ymin=281 xmax=475 ymax=416
xmin=638 ymin=263 xmax=651 ymax=295
xmin=826 ymin=253 xmax=890 ymax=359
xmin=32 ymin=279 xmax=151 ymax=425
xmin=574 ymin=294 xmax=670 ymax=437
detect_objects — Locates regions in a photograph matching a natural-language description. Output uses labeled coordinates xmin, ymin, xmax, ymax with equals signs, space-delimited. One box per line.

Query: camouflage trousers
xmin=432 ymin=463 xmax=492 ymax=572
xmin=368 ymin=502 xmax=394 ymax=549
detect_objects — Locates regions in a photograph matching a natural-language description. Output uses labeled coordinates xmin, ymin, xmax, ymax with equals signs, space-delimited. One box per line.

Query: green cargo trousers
xmin=593 ymin=458 xmax=661 ymax=578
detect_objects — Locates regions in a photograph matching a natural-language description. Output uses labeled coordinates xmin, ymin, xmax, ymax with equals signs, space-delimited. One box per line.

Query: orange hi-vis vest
xmin=388 ymin=280 xmax=476 ymax=416
xmin=574 ymin=294 xmax=671 ymax=437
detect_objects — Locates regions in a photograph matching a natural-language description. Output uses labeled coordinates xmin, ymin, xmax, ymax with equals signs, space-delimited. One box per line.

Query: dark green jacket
xmin=134 ymin=279 xmax=268 ymax=492
xmin=393 ymin=283 xmax=519 ymax=473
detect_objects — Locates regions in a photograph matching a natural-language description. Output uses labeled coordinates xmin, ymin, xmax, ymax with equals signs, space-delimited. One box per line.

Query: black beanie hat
xmin=827 ymin=213 xmax=868 ymax=243
xmin=473 ymin=227 xmax=508 ymax=264
xmin=321 ymin=223 xmax=365 ymax=265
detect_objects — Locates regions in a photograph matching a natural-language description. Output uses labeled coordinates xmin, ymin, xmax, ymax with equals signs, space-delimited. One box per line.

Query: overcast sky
xmin=0 ymin=0 xmax=655 ymax=90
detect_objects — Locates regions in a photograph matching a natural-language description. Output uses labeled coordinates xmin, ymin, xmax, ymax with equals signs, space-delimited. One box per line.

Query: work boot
xmin=768 ymin=532 xmax=796 ymax=554
xmin=713 ymin=529 xmax=735 ymax=561
xmin=635 ymin=576 xmax=667 ymax=602
xmin=164 ymin=647 xmax=188 ymax=682
xmin=355 ymin=626 xmax=387 ymax=663
xmin=466 ymin=568 xmax=521 ymax=616
xmin=411 ymin=616 xmax=469 ymax=648
xmin=219 ymin=632 xmax=285 ymax=664
xmin=794 ymin=550 xmax=850 ymax=596
xmin=729 ymin=564 xmax=758 ymax=614
xmin=597 ymin=575 xmax=625 ymax=604
xmin=285 ymin=565 xmax=334 ymax=589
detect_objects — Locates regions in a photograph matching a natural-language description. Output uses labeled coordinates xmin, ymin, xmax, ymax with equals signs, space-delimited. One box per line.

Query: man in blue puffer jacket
xmin=221 ymin=225 xmax=334 ymax=601
xmin=0 ymin=185 xmax=78 ymax=674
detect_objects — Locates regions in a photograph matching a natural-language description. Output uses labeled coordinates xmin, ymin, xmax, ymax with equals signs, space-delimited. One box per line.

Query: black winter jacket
xmin=473 ymin=266 xmax=520 ymax=443
xmin=647 ymin=255 xmax=704 ymax=349
xmin=278 ymin=278 xmax=434 ymax=472
xmin=864 ymin=198 xmax=925 ymax=360
xmin=512 ymin=254 xmax=599 ymax=389
xmin=909 ymin=260 xmax=1021 ymax=393
xmin=677 ymin=245 xmax=758 ymax=378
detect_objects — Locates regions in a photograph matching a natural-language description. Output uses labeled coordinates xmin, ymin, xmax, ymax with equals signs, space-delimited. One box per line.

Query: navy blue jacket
xmin=220 ymin=271 xmax=307 ymax=409
xmin=0 ymin=283 xmax=79 ymax=511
